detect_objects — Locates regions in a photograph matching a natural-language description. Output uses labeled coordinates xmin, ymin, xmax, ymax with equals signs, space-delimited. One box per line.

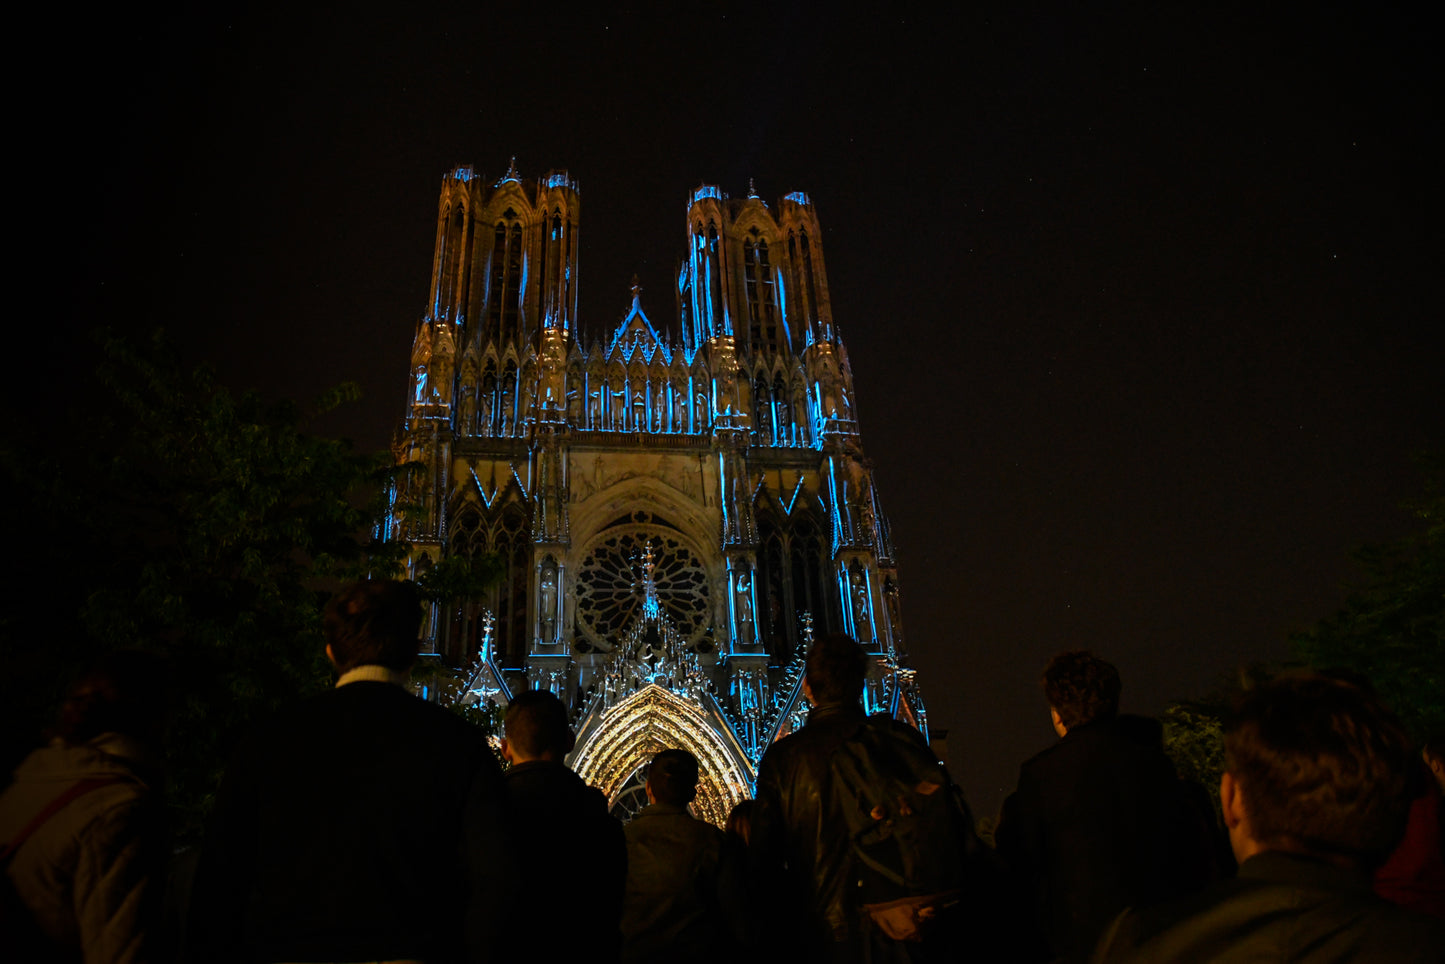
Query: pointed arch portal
xmin=571 ymin=684 xmax=753 ymax=826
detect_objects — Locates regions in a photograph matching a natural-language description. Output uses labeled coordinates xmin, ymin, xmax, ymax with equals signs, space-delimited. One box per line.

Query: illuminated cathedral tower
xmin=389 ymin=164 xmax=927 ymax=823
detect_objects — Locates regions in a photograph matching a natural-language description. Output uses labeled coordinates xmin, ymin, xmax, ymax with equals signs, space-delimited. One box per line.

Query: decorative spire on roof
xmin=748 ymin=178 xmax=758 ymax=198
xmin=630 ymin=274 xmax=643 ymax=312
xmin=639 ymin=540 xmax=661 ymax=621
xmin=500 ymin=156 xmax=520 ymax=183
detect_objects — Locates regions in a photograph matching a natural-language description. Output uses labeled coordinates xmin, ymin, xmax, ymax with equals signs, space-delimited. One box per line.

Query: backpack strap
xmin=0 ymin=777 xmax=126 ymax=866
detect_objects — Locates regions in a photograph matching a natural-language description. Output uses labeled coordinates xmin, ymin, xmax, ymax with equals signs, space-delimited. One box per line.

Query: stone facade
xmin=388 ymin=163 xmax=927 ymax=820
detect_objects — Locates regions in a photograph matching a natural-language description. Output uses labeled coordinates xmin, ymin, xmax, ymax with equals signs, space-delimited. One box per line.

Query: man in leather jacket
xmin=752 ymin=633 xmax=972 ymax=962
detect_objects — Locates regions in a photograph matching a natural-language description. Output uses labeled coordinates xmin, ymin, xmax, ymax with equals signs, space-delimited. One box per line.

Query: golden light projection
xmin=572 ymin=683 xmax=753 ymax=827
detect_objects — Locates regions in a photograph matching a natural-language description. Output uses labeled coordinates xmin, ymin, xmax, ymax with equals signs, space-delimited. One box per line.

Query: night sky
xmin=49 ymin=4 xmax=1442 ymax=814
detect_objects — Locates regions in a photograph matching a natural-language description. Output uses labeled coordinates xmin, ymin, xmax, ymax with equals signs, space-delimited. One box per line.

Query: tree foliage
xmin=1161 ymin=702 xmax=1226 ymax=816
xmin=1292 ymin=453 xmax=1445 ymax=742
xmin=2 ymin=330 xmax=410 ymax=841
xmin=414 ymin=552 xmax=507 ymax=604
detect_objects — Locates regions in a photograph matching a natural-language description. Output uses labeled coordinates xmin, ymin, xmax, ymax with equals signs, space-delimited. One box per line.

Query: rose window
xmin=576 ymin=528 xmax=709 ymax=648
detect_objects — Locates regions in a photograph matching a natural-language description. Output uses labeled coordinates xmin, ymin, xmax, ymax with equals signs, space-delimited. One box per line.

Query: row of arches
xmin=451 ymin=354 xmax=831 ymax=447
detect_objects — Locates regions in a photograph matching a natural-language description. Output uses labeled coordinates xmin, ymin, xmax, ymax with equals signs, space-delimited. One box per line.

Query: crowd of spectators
xmin=3 ymin=580 xmax=1441 ymax=962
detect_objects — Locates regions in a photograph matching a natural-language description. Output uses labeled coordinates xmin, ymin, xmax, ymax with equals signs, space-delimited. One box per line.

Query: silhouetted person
xmin=1094 ymin=675 xmax=1445 ymax=961
xmin=501 ymin=689 xmax=626 ymax=961
xmin=725 ymin=799 xmax=754 ymax=848
xmin=1 ymin=650 xmax=169 ymax=963
xmin=996 ymin=650 xmax=1209 ymax=962
xmin=752 ymin=633 xmax=989 ymax=962
xmin=620 ymin=749 xmax=739 ymax=964
xmin=1374 ymin=732 xmax=1445 ymax=919
xmin=187 ymin=580 xmax=510 ymax=963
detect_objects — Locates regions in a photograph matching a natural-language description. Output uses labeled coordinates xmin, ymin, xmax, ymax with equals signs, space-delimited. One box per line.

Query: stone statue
xmin=539 ymin=566 xmax=558 ymax=641
xmin=457 ymin=386 xmax=476 ymax=434
xmin=853 ymin=579 xmax=871 ymax=638
xmin=735 ymin=573 xmax=754 ymax=642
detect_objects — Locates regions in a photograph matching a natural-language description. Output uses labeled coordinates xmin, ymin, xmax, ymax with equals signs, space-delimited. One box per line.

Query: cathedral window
xmin=490 ymin=504 xmax=531 ymax=665
xmin=505 ymin=224 xmax=524 ymax=338
xmin=574 ymin=523 xmax=710 ymax=650
xmin=744 ymin=238 xmax=781 ymax=352
xmin=753 ymin=513 xmax=832 ymax=660
xmin=789 ymin=514 xmax=832 ymax=633
xmin=758 ymin=526 xmax=789 ymax=660
xmin=542 ymin=212 xmax=563 ymax=324
xmin=801 ymin=230 xmax=819 ymax=329
xmin=706 ymin=224 xmax=723 ymax=334
xmin=487 ymin=220 xmax=525 ymax=341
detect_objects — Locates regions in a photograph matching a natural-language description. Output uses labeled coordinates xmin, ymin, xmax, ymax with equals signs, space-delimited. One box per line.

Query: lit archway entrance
xmin=571 ymin=684 xmax=753 ymax=826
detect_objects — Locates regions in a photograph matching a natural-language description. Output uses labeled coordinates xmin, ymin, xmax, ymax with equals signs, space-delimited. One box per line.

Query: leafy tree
xmin=1 ymin=330 xmax=409 ymax=841
xmin=1161 ymin=701 xmax=1226 ymax=816
xmin=1292 ymin=453 xmax=1445 ymax=742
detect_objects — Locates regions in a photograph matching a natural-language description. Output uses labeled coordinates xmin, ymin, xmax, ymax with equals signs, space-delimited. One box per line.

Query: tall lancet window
xmin=706 ymin=223 xmax=724 ymax=334
xmin=800 ymin=230 xmax=819 ymax=330
xmin=744 ymin=236 xmax=780 ymax=352
xmin=488 ymin=223 xmax=507 ymax=335
xmin=488 ymin=217 xmax=525 ymax=341
xmin=505 ymin=224 xmax=524 ymax=339
xmin=542 ymin=212 xmax=563 ymax=326
xmin=438 ymin=205 xmax=467 ymax=318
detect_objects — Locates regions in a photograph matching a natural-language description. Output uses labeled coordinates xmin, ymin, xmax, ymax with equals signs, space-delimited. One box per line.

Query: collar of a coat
xmin=1238 ymin=850 xmax=1373 ymax=895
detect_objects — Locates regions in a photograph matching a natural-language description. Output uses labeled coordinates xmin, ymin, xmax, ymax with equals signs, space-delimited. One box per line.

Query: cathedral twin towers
xmin=390 ymin=162 xmax=927 ymax=821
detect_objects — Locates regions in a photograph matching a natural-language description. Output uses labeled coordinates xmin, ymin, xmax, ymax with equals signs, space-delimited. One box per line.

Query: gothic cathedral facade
xmin=390 ymin=164 xmax=928 ymax=822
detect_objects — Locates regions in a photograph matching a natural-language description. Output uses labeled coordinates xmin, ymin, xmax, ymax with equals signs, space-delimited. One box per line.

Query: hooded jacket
xmin=0 ymin=734 xmax=165 ymax=963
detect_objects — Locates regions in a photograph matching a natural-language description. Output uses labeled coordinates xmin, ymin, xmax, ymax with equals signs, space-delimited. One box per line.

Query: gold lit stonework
xmin=572 ymin=684 xmax=752 ymax=827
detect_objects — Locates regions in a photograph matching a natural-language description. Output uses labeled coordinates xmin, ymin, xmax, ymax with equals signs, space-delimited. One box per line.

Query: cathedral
xmin=388 ymin=162 xmax=928 ymax=823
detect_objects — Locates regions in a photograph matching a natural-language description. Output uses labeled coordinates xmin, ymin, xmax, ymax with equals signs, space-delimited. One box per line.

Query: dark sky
xmin=50 ymin=3 xmax=1443 ymax=813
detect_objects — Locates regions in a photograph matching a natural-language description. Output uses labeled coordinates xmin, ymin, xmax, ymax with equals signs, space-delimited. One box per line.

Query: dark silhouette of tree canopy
xmin=1 ymin=331 xmax=417 ymax=840
xmin=1292 ymin=453 xmax=1444 ymax=742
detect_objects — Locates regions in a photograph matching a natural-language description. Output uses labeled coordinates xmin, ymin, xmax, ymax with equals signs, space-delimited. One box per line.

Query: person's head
xmin=804 ymin=633 xmax=868 ymax=706
xmin=323 ymin=580 xmax=424 ymax=674
xmin=646 ymin=748 xmax=700 ymax=807
xmin=502 ymin=689 xmax=574 ymax=764
xmin=1041 ymin=650 xmax=1120 ymax=733
xmin=57 ymin=650 xmax=170 ymax=747
xmin=726 ymin=799 xmax=755 ymax=846
xmin=1221 ymin=675 xmax=1413 ymax=868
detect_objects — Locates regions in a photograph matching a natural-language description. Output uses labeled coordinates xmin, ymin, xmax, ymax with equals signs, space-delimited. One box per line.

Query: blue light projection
xmin=398 ymin=171 xmax=928 ymax=776
xmin=690 ymin=185 xmax=724 ymax=206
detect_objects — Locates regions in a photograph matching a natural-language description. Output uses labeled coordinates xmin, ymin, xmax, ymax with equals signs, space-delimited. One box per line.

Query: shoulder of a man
xmin=1093 ymin=856 xmax=1445 ymax=964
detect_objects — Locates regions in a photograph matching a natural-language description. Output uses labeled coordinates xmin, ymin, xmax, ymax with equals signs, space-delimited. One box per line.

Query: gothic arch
xmin=569 ymin=476 xmax=718 ymax=561
xmin=732 ymin=206 xmax=780 ymax=243
xmin=571 ymin=684 xmax=752 ymax=827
